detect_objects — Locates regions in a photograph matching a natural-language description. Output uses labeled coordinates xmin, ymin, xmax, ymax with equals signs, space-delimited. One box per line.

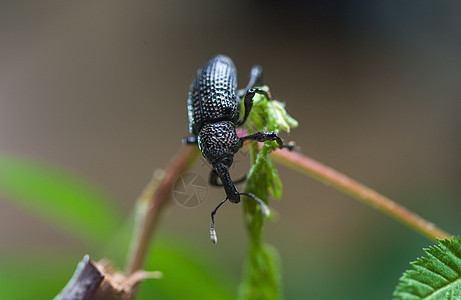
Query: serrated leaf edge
xmin=393 ymin=238 xmax=461 ymax=300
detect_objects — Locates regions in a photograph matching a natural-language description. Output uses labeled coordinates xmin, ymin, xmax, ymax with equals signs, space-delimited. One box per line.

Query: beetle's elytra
xmin=184 ymin=55 xmax=293 ymax=243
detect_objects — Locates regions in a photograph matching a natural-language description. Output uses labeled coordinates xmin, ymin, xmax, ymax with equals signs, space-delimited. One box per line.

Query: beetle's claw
xmin=280 ymin=141 xmax=299 ymax=151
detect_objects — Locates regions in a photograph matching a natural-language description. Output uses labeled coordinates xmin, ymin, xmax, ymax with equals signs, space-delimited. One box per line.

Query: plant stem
xmin=238 ymin=141 xmax=282 ymax=300
xmin=270 ymin=147 xmax=452 ymax=241
xmin=125 ymin=145 xmax=200 ymax=275
xmin=124 ymin=135 xmax=451 ymax=276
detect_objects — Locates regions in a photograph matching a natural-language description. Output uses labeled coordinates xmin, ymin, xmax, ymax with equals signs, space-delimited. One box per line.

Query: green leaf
xmin=238 ymin=86 xmax=297 ymax=300
xmin=137 ymin=240 xmax=235 ymax=300
xmin=242 ymin=85 xmax=298 ymax=134
xmin=268 ymin=159 xmax=282 ymax=199
xmin=0 ymin=234 xmax=234 ymax=300
xmin=0 ymin=155 xmax=122 ymax=246
xmin=393 ymin=237 xmax=461 ymax=300
xmin=238 ymin=244 xmax=282 ymax=300
xmin=0 ymin=253 xmax=82 ymax=300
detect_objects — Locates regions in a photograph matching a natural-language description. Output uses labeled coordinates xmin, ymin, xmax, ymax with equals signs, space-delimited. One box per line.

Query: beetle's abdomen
xmin=198 ymin=121 xmax=240 ymax=165
xmin=188 ymin=55 xmax=240 ymax=135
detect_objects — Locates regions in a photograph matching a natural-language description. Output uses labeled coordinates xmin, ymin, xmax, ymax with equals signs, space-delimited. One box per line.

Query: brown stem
xmin=55 ymin=255 xmax=161 ymax=300
xmin=270 ymin=147 xmax=452 ymax=241
xmin=124 ymin=130 xmax=450 ymax=277
xmin=125 ymin=145 xmax=200 ymax=275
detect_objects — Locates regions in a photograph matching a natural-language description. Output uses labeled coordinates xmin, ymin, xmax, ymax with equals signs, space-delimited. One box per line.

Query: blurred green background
xmin=1 ymin=1 xmax=460 ymax=299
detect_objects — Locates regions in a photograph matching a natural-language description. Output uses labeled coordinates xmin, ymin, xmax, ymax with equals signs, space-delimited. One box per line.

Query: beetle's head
xmin=198 ymin=121 xmax=241 ymax=166
xmin=215 ymin=155 xmax=233 ymax=170
xmin=211 ymin=155 xmax=235 ymax=181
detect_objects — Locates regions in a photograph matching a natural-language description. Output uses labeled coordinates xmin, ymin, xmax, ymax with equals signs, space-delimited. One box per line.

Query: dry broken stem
xmin=54 ymin=255 xmax=161 ymax=300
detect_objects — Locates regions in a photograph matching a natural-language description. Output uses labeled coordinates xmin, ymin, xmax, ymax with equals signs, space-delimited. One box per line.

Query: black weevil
xmin=184 ymin=55 xmax=294 ymax=243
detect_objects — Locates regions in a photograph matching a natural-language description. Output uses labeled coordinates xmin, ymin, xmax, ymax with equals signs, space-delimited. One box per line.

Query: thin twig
xmin=125 ymin=145 xmax=200 ymax=275
xmin=125 ymin=132 xmax=451 ymax=276
xmin=270 ymin=147 xmax=452 ymax=241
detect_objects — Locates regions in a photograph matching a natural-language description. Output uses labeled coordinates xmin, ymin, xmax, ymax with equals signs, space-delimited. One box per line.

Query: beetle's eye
xmin=221 ymin=157 xmax=233 ymax=167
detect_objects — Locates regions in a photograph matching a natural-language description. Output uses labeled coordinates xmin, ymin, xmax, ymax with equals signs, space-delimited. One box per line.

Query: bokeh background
xmin=1 ymin=1 xmax=461 ymax=299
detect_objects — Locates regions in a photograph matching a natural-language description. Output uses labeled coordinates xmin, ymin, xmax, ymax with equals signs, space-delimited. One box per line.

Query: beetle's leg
xmin=238 ymin=65 xmax=263 ymax=98
xmin=236 ymin=88 xmax=273 ymax=127
xmin=209 ymin=170 xmax=246 ymax=187
xmin=240 ymin=131 xmax=296 ymax=150
xmin=182 ymin=136 xmax=198 ymax=144
xmin=209 ymin=170 xmax=221 ymax=186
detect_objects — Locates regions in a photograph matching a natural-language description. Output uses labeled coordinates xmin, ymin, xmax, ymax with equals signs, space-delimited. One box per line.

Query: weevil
xmin=184 ymin=55 xmax=294 ymax=243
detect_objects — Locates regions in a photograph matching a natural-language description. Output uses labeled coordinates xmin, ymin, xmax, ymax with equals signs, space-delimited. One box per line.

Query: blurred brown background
xmin=1 ymin=1 xmax=460 ymax=298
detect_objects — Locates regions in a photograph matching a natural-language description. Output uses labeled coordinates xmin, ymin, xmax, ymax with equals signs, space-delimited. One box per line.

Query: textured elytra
xmin=198 ymin=121 xmax=240 ymax=165
xmin=188 ymin=55 xmax=240 ymax=136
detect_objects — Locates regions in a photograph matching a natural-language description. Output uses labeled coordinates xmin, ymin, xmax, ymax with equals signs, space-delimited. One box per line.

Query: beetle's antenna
xmin=210 ymin=197 xmax=228 ymax=244
xmin=239 ymin=193 xmax=270 ymax=217
xmin=210 ymin=194 xmax=270 ymax=244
